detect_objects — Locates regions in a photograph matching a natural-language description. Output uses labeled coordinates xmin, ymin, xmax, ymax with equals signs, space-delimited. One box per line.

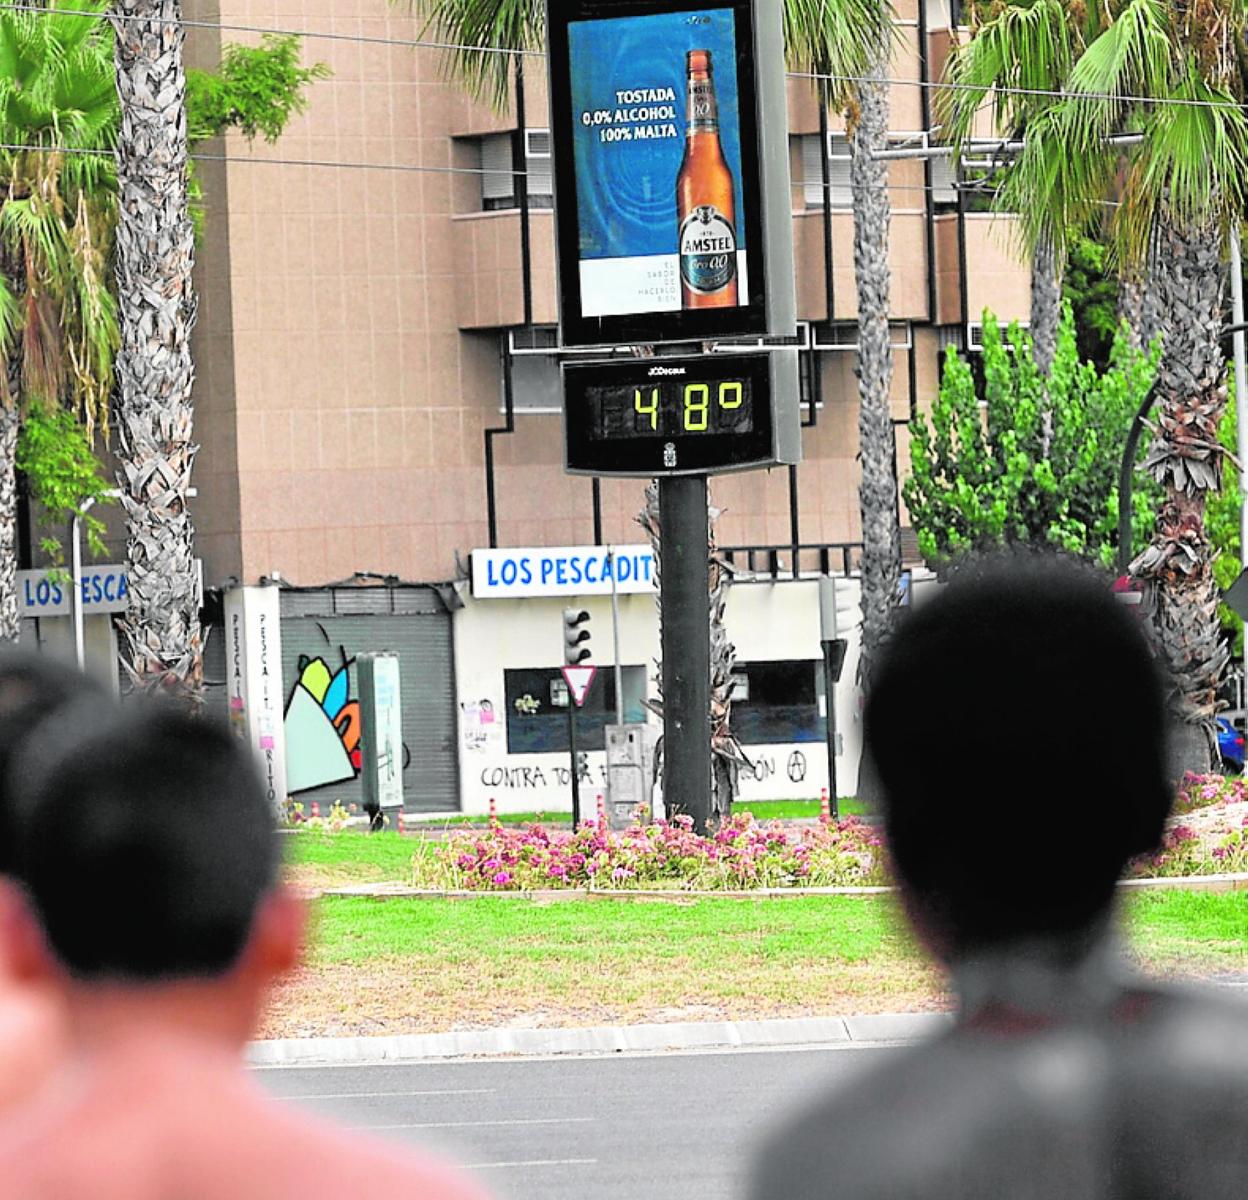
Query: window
xmin=801 ymin=132 xmax=851 ymax=209
xmin=504 ymin=326 xmax=561 ymax=414
xmin=930 ymin=150 xmax=958 ymax=208
xmin=477 ymin=131 xmax=553 ymax=212
xmin=729 ymin=660 xmax=822 ymax=745
xmin=505 ymin=665 xmax=647 ymax=753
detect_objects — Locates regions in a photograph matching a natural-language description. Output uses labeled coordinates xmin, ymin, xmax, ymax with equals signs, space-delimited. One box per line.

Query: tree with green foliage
xmin=0 ymin=0 xmax=119 ymax=640
xmin=939 ymin=0 xmax=1087 ymax=375
xmin=1062 ymin=226 xmax=1119 ymax=373
xmin=983 ymin=0 xmax=1248 ymax=773
xmin=905 ymin=305 xmax=1160 ymax=570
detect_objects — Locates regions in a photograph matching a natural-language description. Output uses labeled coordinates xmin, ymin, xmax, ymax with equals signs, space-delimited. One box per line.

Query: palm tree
xmin=847 ymin=31 xmax=899 ymax=699
xmin=1002 ymin=0 xmax=1248 ymax=772
xmin=109 ymin=0 xmax=201 ymax=693
xmin=938 ymin=0 xmax=1083 ymax=374
xmin=0 ymin=0 xmax=119 ymax=641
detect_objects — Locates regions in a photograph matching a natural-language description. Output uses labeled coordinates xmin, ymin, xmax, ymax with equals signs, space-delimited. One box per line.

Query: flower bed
xmin=406 ymin=773 xmax=1248 ymax=893
xmin=413 ymin=812 xmax=887 ymax=892
xmin=1125 ymin=773 xmax=1248 ymax=878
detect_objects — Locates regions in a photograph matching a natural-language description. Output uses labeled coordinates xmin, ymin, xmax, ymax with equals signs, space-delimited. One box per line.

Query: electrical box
xmin=604 ymin=723 xmax=661 ymax=829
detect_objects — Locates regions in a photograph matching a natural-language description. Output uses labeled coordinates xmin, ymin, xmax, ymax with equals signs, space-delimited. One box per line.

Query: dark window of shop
xmin=505 ymin=666 xmax=646 ymax=754
xmin=729 ymin=660 xmax=822 ymax=744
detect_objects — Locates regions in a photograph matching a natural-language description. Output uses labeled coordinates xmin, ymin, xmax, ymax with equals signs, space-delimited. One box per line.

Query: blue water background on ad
xmin=568 ymin=9 xmax=745 ymax=261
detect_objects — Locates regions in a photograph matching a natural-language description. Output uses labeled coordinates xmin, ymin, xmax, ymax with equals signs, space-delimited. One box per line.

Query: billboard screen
xmin=548 ymin=0 xmax=790 ymax=347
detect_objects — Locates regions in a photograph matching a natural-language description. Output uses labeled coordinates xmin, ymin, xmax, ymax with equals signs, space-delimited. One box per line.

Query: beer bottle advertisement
xmin=567 ymin=8 xmax=746 ymax=320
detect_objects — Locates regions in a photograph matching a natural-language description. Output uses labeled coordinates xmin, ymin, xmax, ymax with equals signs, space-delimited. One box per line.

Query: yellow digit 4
xmin=633 ymin=387 xmax=659 ymax=431
xmin=684 ymin=383 xmax=710 ymax=431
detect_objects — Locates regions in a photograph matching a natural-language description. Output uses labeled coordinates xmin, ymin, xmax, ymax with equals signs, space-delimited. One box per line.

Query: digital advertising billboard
xmin=547 ymin=0 xmax=794 ymax=347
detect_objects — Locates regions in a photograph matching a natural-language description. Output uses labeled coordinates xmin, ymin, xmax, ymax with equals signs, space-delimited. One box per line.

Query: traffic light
xmin=563 ymin=608 xmax=592 ymax=665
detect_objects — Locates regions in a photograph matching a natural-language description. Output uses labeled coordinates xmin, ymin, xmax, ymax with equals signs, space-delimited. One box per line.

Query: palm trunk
xmin=1119 ymin=224 xmax=1165 ymax=354
xmin=850 ymin=57 xmax=901 ymax=685
xmin=0 ymin=398 xmax=19 ymax=642
xmin=111 ymin=0 xmax=202 ymax=694
xmin=1030 ymin=231 xmax=1062 ymax=375
xmin=1132 ymin=214 xmax=1228 ymax=776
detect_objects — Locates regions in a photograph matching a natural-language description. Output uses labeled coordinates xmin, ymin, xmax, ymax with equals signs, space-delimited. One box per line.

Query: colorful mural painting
xmin=284 ymin=653 xmax=361 ymax=794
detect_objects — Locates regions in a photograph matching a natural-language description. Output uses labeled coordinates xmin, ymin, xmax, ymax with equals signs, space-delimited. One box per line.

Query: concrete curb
xmin=247 ymin=1011 xmax=954 ymax=1069
xmin=309 ymin=873 xmax=1248 ymax=902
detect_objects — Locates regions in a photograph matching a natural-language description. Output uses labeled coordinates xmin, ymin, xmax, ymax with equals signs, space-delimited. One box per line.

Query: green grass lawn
xmin=261 ymin=887 xmax=1247 ymax=1039
xmin=739 ymin=798 xmax=869 ymax=820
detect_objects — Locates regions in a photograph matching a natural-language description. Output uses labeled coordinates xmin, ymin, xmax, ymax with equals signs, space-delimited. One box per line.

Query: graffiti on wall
xmin=478 ymin=761 xmax=602 ymax=789
xmin=284 ymin=652 xmax=361 ymax=794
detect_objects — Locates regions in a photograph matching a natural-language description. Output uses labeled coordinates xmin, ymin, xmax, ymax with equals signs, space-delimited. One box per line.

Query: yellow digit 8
xmin=684 ymin=383 xmax=710 ymax=432
xmin=633 ymin=387 xmax=658 ymax=431
xmin=718 ymin=381 xmax=743 ymax=409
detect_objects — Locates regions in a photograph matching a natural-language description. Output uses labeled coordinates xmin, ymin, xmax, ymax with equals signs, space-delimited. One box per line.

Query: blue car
xmin=1216 ymin=718 xmax=1245 ymax=773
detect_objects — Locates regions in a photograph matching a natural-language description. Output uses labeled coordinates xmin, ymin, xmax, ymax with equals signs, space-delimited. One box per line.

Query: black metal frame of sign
xmin=545 ymin=0 xmax=793 ymax=348
xmin=562 ymin=350 xmax=798 ymax=475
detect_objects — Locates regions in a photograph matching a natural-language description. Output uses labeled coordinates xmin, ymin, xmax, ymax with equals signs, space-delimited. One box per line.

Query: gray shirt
xmin=749 ymin=948 xmax=1248 ymax=1199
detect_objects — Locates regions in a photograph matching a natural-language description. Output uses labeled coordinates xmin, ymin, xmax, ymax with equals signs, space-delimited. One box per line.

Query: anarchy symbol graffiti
xmin=787 ymin=750 xmax=807 ymax=784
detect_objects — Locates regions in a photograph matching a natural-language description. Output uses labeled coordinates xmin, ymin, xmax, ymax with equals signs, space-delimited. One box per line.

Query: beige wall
xmin=188 ymin=1 xmax=1031 ymax=591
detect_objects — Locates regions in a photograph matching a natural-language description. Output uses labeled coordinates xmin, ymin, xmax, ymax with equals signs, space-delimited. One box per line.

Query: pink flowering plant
xmin=415 ymin=812 xmax=887 ymax=891
xmin=1126 ymin=773 xmax=1248 ymax=878
xmin=1172 ymin=771 xmax=1248 ymax=815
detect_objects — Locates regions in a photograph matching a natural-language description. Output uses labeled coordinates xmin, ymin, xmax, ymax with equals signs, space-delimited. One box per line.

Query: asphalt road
xmin=256 ymin=1042 xmax=901 ymax=1200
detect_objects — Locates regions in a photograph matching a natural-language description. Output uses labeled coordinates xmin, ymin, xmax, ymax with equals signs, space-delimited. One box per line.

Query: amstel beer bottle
xmin=676 ymin=49 xmax=738 ymax=308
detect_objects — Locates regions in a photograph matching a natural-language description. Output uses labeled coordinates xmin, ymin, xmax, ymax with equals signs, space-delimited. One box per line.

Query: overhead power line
xmin=2 ymin=1 xmax=1246 ymax=115
xmin=0 ymin=136 xmax=1126 ymax=207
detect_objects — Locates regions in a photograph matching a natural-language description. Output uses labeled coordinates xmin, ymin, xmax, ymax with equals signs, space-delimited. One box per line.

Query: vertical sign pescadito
xmin=224 ymin=584 xmax=288 ymax=814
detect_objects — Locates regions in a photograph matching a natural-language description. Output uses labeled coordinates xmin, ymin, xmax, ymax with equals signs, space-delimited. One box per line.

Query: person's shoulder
xmin=748 ymin=1041 xmax=959 ymax=1200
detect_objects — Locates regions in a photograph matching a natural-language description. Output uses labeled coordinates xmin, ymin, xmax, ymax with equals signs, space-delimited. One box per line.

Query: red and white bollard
xmin=396 ymin=810 xmax=405 ymax=833
xmin=819 ymin=787 xmax=831 ymax=825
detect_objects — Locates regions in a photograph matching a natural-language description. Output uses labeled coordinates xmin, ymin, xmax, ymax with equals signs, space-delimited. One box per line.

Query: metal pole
xmin=659 ymin=475 xmax=712 ymax=834
xmin=567 ymin=696 xmax=581 ymax=829
xmin=608 ymin=548 xmax=624 ymax=725
xmin=1117 ymin=385 xmax=1157 ymax=578
xmin=1231 ymin=227 xmax=1248 ymax=768
xmin=818 ymin=576 xmax=839 ymax=818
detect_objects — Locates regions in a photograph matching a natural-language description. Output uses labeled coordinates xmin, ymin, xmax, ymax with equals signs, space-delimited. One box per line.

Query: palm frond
xmin=784 ymin=0 xmax=894 ymax=106
xmin=1146 ymin=68 xmax=1247 ymax=222
xmin=939 ymin=0 xmax=1075 ymax=144
xmin=1065 ymin=0 xmax=1174 ymax=143
xmin=402 ymin=0 xmax=543 ymax=111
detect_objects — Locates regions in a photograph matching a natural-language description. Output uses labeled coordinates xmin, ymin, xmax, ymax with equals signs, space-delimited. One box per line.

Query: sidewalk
xmin=248 ymin=1010 xmax=952 ymax=1068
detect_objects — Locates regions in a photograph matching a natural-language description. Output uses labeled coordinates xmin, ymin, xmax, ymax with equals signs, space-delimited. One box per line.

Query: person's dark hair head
xmin=12 ymin=702 xmax=279 ymax=982
xmin=0 ymin=649 xmax=106 ymax=876
xmin=864 ymin=550 xmax=1171 ymax=955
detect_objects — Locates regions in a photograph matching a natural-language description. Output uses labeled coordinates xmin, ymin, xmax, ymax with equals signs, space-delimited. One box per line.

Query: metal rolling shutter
xmin=280 ymin=588 xmax=460 ymax=812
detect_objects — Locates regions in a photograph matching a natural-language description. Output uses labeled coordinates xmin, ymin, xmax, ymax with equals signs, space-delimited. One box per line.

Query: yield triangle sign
xmin=561 ymin=664 xmax=597 ymax=708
